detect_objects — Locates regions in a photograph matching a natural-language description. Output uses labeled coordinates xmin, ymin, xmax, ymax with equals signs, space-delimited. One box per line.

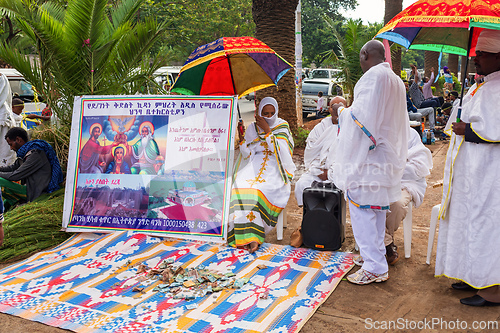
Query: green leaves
xmin=322 ymin=17 xmax=381 ymax=101
xmin=0 ymin=0 xmax=166 ymax=124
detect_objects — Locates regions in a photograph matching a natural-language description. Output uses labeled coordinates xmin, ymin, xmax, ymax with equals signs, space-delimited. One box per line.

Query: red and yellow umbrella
xmin=376 ymin=0 xmax=500 ymax=56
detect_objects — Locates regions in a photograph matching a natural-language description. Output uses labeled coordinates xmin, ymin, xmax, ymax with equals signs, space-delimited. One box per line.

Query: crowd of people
xmin=229 ymin=29 xmax=500 ymax=307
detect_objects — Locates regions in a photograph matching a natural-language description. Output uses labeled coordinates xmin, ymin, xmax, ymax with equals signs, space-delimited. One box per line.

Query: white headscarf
xmin=258 ymin=97 xmax=279 ymax=128
xmin=475 ymin=29 xmax=500 ymax=53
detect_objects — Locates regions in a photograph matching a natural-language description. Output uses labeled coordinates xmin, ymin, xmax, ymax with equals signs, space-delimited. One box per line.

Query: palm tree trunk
xmin=448 ymin=54 xmax=459 ymax=76
xmin=253 ymin=0 xmax=299 ymax=131
xmin=424 ymin=51 xmax=439 ymax=92
xmin=384 ymin=0 xmax=403 ymax=76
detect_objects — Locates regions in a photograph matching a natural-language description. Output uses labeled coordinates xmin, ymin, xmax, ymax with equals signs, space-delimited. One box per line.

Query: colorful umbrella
xmin=171 ymin=37 xmax=292 ymax=98
xmin=376 ymin=0 xmax=500 ymax=56
xmin=376 ymin=0 xmax=500 ymax=119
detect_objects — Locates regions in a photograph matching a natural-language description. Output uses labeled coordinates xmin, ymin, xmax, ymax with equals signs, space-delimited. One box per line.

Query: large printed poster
xmin=63 ymin=95 xmax=238 ymax=242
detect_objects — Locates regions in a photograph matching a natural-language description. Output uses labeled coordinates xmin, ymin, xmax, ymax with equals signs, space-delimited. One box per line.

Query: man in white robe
xmin=435 ymin=29 xmax=500 ymax=306
xmin=0 ymin=74 xmax=18 ymax=167
xmin=331 ymin=40 xmax=409 ymax=285
xmin=294 ymin=97 xmax=344 ymax=206
xmin=385 ymin=128 xmax=432 ymax=264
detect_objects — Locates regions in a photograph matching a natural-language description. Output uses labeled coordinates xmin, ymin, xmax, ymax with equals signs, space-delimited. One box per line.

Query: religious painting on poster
xmin=62 ymin=95 xmax=238 ymax=242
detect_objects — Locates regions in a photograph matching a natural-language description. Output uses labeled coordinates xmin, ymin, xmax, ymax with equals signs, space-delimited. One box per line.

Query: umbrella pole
xmin=227 ymin=55 xmax=245 ymax=137
xmin=457 ymin=27 xmax=474 ymax=122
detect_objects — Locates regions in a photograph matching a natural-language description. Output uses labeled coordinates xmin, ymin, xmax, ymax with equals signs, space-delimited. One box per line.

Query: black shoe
xmin=452 ymin=282 xmax=478 ymax=291
xmin=460 ymin=295 xmax=487 ymax=306
xmin=385 ymin=242 xmax=399 ymax=265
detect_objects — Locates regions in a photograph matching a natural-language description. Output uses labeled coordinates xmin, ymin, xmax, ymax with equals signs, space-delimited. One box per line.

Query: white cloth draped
xmin=402 ymin=128 xmax=433 ymax=207
xmin=435 ymin=70 xmax=500 ymax=288
xmin=0 ymin=74 xmax=17 ymax=167
xmin=331 ymin=62 xmax=409 ymax=207
xmin=228 ymin=98 xmax=296 ymax=246
xmin=295 ymin=118 xmax=338 ymax=205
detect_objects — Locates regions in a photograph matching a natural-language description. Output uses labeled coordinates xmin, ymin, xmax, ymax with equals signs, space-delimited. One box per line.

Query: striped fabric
xmin=0 ymin=231 xmax=355 ymax=333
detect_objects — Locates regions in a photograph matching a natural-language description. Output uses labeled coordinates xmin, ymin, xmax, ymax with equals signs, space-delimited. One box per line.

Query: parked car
xmin=244 ymin=91 xmax=255 ymax=101
xmin=301 ymin=78 xmax=343 ymax=117
xmin=309 ymin=68 xmax=341 ymax=80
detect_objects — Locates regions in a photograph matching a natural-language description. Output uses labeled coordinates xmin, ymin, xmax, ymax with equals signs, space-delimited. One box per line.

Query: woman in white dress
xmin=228 ymin=97 xmax=296 ymax=253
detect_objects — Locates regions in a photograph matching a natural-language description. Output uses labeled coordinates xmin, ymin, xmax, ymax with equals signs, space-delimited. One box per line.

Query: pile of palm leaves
xmin=0 ymin=189 xmax=71 ymax=263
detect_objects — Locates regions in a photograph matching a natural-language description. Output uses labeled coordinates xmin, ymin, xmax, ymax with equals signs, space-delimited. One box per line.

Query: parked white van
xmin=0 ymin=68 xmax=46 ymax=113
xmin=154 ymin=66 xmax=182 ymax=93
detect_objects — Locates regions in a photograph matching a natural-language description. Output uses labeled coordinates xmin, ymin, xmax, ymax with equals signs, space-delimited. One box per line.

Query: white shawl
xmin=402 ymin=128 xmax=433 ymax=207
xmin=304 ymin=117 xmax=338 ymax=176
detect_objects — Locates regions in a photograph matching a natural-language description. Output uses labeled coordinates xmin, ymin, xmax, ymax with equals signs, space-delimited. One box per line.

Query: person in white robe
xmin=294 ymin=96 xmax=345 ymax=206
xmin=0 ymin=74 xmax=18 ymax=167
xmin=435 ymin=29 xmax=500 ymax=306
xmin=385 ymin=128 xmax=432 ymax=265
xmin=228 ymin=97 xmax=296 ymax=253
xmin=330 ymin=40 xmax=409 ymax=285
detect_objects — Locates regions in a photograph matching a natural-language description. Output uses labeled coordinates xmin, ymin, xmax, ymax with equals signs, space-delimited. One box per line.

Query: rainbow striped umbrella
xmin=376 ymin=0 xmax=500 ymax=120
xmin=376 ymin=0 xmax=500 ymax=56
xmin=171 ymin=37 xmax=292 ymax=97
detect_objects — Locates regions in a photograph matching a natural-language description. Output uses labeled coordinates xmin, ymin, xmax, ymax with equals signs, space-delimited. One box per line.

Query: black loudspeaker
xmin=301 ymin=181 xmax=346 ymax=251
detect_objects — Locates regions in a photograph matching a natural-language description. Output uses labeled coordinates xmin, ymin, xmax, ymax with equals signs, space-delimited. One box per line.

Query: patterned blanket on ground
xmin=0 ymin=231 xmax=354 ymax=332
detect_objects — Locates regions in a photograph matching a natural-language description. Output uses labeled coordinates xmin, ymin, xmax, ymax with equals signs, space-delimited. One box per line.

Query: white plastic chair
xmin=276 ymin=206 xmax=288 ymax=241
xmin=355 ymin=202 xmax=413 ymax=258
xmin=426 ymin=204 xmax=441 ymax=265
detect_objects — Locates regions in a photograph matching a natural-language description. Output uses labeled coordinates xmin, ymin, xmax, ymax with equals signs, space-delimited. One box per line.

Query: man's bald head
xmin=360 ymin=40 xmax=386 ymax=73
xmin=330 ymin=96 xmax=346 ymax=107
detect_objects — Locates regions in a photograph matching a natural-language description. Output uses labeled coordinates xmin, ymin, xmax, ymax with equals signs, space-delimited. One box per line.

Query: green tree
xmin=141 ymin=0 xmax=255 ymax=63
xmin=301 ymin=0 xmax=357 ymax=66
xmin=322 ymin=18 xmax=380 ymax=103
xmin=0 ymin=0 xmax=167 ymax=124
xmin=401 ymin=49 xmax=424 ymax=69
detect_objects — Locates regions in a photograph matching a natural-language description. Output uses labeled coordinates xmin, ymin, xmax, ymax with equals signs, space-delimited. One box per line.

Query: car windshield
xmin=9 ymin=79 xmax=35 ymax=98
xmin=311 ymin=70 xmax=330 ymax=79
xmin=302 ymin=82 xmax=329 ymax=95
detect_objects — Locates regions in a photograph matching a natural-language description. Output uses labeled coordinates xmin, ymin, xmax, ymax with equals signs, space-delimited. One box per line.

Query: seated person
xmin=449 ymin=91 xmax=460 ymax=108
xmin=0 ymin=127 xmax=63 ymax=246
xmin=408 ymin=76 xmax=440 ymax=109
xmin=295 ymin=96 xmax=344 ymax=206
xmin=228 ymin=97 xmax=296 ymax=253
xmin=436 ymin=102 xmax=453 ymax=126
xmin=405 ymin=81 xmax=435 ymax=130
xmin=355 ymin=128 xmax=432 ymax=265
xmin=385 ymin=128 xmax=432 ymax=264
xmin=11 ymin=98 xmax=24 ymax=126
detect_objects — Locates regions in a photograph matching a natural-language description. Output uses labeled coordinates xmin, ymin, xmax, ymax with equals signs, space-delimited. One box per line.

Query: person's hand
xmin=318 ymin=169 xmax=328 ymax=181
xmin=26 ymin=114 xmax=37 ymax=119
xmin=452 ymin=122 xmax=466 ymax=135
xmin=237 ymin=120 xmax=245 ymax=142
xmin=255 ymin=113 xmax=271 ymax=134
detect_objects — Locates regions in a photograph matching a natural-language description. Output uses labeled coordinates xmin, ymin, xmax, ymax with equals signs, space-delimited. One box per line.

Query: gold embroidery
xmin=246 ymin=212 xmax=256 ymax=222
xmin=247 ymin=142 xmax=272 ymax=186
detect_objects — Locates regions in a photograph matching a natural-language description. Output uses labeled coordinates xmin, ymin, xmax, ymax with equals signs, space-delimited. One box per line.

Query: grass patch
xmin=0 ymin=188 xmax=71 ymax=263
xmin=293 ymin=127 xmax=310 ymax=148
